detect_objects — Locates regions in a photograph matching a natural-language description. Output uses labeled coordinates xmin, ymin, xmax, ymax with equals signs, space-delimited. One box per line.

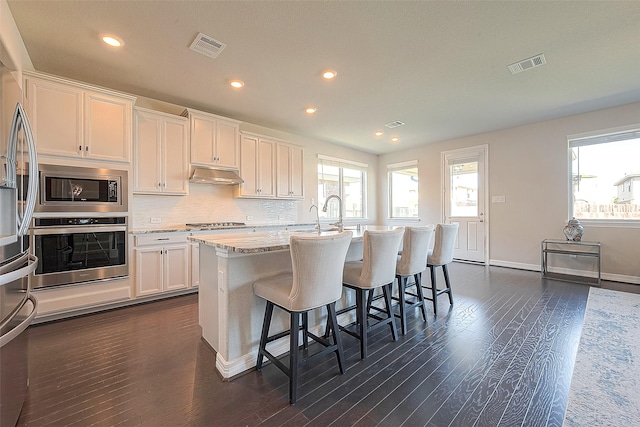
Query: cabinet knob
xmin=78 ymin=145 xmax=82 ymax=151
xmin=85 ymin=146 xmax=89 ymax=152
xmin=158 ymin=182 xmax=162 ymax=187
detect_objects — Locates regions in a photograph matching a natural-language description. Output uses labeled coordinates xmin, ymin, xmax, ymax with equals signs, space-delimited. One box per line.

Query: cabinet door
xmin=162 ymin=117 xmax=189 ymax=194
xmin=84 ymin=92 xmax=132 ymax=162
xmin=239 ymin=134 xmax=259 ymax=196
xmin=164 ymin=244 xmax=189 ymax=291
xmin=289 ymin=145 xmax=304 ymax=198
xmin=215 ymin=119 xmax=239 ymax=168
xmin=133 ymin=110 xmax=163 ymax=193
xmin=258 ymin=139 xmax=276 ymax=197
xmin=135 ymin=246 xmax=164 ymax=296
xmin=190 ymin=113 xmax=215 ymax=165
xmin=24 ymin=77 xmax=83 ymax=158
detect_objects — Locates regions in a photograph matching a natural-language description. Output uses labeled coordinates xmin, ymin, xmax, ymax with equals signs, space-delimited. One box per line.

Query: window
xmin=388 ymin=161 xmax=418 ymax=219
xmin=317 ymin=155 xmax=367 ymax=219
xmin=569 ymin=126 xmax=640 ymax=221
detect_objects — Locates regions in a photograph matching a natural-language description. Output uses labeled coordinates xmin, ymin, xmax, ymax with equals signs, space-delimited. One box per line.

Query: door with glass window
xmin=442 ymin=146 xmax=487 ymax=263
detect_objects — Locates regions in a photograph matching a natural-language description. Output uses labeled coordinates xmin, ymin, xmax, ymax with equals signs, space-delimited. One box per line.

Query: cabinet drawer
xmin=135 ymin=233 xmax=188 ymax=246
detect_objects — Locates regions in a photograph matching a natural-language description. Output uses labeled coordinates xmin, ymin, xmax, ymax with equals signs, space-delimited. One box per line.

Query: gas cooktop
xmin=186 ymin=222 xmax=247 ymax=230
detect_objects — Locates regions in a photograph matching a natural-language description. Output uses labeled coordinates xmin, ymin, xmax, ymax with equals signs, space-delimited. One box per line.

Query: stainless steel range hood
xmin=189 ymin=166 xmax=244 ymax=185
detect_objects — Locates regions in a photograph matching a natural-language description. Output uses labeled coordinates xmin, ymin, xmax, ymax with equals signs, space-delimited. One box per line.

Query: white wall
xmin=378 ymin=101 xmax=640 ymax=283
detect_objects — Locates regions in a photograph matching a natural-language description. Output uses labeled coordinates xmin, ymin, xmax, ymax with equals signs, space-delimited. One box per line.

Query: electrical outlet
xmin=492 ymin=195 xmax=506 ymax=203
xmin=311 ymin=198 xmax=315 ymax=205
xmin=150 ymin=217 xmax=161 ymax=224
xmin=246 ymin=215 xmax=254 ymax=221
xmin=278 ymin=215 xmax=284 ymax=220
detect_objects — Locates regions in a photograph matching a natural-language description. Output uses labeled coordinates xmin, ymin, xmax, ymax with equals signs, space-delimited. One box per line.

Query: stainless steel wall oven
xmin=30 ymin=217 xmax=128 ymax=289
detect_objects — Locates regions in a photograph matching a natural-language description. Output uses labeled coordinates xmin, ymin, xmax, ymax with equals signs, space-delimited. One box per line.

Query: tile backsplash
xmin=132 ymin=184 xmax=298 ymax=229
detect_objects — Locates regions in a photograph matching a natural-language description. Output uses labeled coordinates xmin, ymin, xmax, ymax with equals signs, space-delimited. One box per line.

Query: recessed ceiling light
xmin=305 ymin=107 xmax=317 ymax=114
xmin=391 ymin=137 xmax=400 ymax=143
xmin=101 ymin=34 xmax=124 ymax=47
xmin=230 ymin=80 xmax=244 ymax=89
xmin=322 ymin=70 xmax=337 ymax=80
xmin=374 ymin=130 xmax=384 ymax=137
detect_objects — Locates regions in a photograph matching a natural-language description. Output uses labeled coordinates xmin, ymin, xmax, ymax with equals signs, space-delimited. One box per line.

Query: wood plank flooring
xmin=18 ymin=263 xmax=595 ymax=426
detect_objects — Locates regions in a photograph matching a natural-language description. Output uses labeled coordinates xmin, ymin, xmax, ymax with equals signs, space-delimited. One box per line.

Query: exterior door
xmin=442 ymin=146 xmax=488 ymax=263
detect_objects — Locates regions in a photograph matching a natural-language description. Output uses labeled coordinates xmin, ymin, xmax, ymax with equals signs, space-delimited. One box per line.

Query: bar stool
xmin=395 ymin=225 xmax=434 ymax=335
xmin=424 ymin=223 xmax=459 ymax=315
xmin=253 ymin=231 xmax=352 ymax=404
xmin=339 ymin=228 xmax=404 ymax=359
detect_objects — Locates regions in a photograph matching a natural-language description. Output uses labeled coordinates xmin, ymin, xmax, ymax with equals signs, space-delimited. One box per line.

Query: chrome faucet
xmin=322 ymin=194 xmax=343 ymax=232
xmin=309 ymin=204 xmax=321 ymax=233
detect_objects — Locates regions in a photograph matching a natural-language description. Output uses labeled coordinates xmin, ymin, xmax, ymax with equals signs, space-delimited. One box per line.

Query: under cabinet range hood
xmin=189 ymin=166 xmax=244 ymax=185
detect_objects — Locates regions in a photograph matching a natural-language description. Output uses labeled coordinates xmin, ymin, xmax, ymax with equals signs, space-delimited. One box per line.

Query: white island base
xmin=193 ymin=228 xmax=390 ymax=379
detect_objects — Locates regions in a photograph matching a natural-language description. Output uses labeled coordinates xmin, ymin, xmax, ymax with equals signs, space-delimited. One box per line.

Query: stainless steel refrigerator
xmin=0 ymin=46 xmax=39 ymax=426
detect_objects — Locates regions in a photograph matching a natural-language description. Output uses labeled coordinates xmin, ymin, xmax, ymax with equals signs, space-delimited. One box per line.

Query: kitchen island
xmin=190 ymin=226 xmax=397 ymax=378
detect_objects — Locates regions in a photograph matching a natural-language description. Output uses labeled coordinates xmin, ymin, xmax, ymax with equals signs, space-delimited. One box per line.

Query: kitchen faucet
xmin=309 ymin=204 xmax=321 ymax=233
xmin=322 ymin=194 xmax=343 ymax=232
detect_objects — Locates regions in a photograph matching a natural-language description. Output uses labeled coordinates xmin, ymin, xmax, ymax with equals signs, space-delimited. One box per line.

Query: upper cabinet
xmin=188 ymin=109 xmax=240 ymax=169
xmin=277 ymin=142 xmax=304 ymax=199
xmin=238 ymin=133 xmax=276 ymax=198
xmin=133 ymin=108 xmax=189 ymax=195
xmin=23 ymin=72 xmax=135 ymax=163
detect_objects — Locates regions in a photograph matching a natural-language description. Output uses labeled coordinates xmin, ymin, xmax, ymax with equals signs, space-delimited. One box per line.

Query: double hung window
xmin=388 ymin=161 xmax=418 ymax=219
xmin=569 ymin=125 xmax=640 ymax=222
xmin=317 ymin=155 xmax=367 ymax=219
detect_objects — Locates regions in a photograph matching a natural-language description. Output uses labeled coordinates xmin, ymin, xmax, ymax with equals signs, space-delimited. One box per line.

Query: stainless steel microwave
xmin=22 ymin=164 xmax=128 ymax=213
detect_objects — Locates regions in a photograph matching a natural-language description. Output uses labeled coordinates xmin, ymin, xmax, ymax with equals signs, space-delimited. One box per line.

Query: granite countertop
xmin=130 ymin=223 xmax=316 ymax=235
xmin=189 ymin=225 xmax=399 ymax=254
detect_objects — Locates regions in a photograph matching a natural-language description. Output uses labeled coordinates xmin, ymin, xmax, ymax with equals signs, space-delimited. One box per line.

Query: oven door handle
xmin=31 ymin=225 xmax=127 ymax=235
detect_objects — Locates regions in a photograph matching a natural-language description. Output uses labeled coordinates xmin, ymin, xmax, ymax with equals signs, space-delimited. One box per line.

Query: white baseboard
xmin=488 ymin=259 xmax=640 ymax=285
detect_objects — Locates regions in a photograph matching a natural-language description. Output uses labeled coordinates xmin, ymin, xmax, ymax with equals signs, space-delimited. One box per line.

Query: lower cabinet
xmin=135 ymin=233 xmax=190 ymax=296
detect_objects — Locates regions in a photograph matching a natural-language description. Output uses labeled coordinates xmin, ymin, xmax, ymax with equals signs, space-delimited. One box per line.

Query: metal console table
xmin=541 ymin=239 xmax=601 ymax=286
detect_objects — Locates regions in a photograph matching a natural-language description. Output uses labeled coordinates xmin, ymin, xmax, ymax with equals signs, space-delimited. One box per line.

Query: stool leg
xmin=398 ymin=276 xmax=407 ymax=335
xmin=414 ymin=273 xmax=428 ymax=322
xmin=302 ymin=312 xmax=309 ymax=350
xmin=256 ymin=301 xmax=274 ymax=370
xmin=430 ymin=265 xmax=438 ymax=316
xmin=382 ymin=283 xmax=398 ymax=341
xmin=443 ymin=264 xmax=454 ymax=305
xmin=327 ymin=303 xmax=346 ymax=374
xmin=290 ymin=311 xmax=300 ymax=404
xmin=357 ymin=289 xmax=368 ymax=359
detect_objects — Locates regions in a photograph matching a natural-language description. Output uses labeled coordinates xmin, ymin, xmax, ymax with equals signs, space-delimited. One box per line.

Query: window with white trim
xmin=317 ymin=155 xmax=367 ymax=219
xmin=388 ymin=160 xmax=418 ymax=219
xmin=569 ymin=126 xmax=640 ymax=221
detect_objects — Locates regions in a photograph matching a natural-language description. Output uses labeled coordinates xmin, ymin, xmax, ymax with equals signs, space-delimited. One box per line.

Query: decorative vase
xmin=563 ymin=217 xmax=584 ymax=241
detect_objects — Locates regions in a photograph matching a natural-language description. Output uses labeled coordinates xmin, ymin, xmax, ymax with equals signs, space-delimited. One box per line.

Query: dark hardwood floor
xmin=18 ymin=263 xmax=596 ymax=426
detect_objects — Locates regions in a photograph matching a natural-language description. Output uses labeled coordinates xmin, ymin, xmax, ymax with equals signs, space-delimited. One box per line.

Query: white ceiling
xmin=7 ymin=1 xmax=640 ymax=154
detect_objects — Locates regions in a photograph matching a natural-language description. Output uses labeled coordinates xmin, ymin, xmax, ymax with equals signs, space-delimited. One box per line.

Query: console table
xmin=541 ymin=239 xmax=601 ymax=286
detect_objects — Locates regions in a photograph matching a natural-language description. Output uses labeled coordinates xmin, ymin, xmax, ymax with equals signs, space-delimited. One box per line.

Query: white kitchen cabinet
xmin=134 ymin=233 xmax=190 ymax=297
xmin=23 ymin=72 xmax=134 ymax=163
xmin=238 ymin=133 xmax=276 ymax=198
xmin=277 ymin=142 xmax=304 ymax=199
xmin=188 ymin=109 xmax=240 ymax=169
xmin=134 ymin=108 xmax=188 ymax=195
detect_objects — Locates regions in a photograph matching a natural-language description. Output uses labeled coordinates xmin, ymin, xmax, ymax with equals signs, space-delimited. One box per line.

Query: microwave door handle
xmin=14 ymin=103 xmax=39 ymax=237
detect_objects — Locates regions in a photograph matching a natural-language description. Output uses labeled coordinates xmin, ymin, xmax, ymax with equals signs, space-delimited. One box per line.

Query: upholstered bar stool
xmin=394 ymin=225 xmax=434 ymax=335
xmin=424 ymin=223 xmax=459 ymax=315
xmin=339 ymin=228 xmax=404 ymax=359
xmin=253 ymin=231 xmax=352 ymax=404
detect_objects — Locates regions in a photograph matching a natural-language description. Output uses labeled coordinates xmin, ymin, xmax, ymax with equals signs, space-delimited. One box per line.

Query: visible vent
xmin=508 ymin=54 xmax=546 ymax=74
xmin=385 ymin=120 xmax=405 ymax=129
xmin=189 ymin=32 xmax=226 ymax=59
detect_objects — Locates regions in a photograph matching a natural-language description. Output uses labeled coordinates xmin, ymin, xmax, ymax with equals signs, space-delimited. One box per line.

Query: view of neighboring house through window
xmin=388 ymin=161 xmax=418 ymax=218
xmin=569 ymin=126 xmax=640 ymax=221
xmin=317 ymin=155 xmax=367 ymax=219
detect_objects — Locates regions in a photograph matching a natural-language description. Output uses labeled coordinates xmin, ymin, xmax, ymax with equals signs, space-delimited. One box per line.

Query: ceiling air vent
xmin=385 ymin=120 xmax=405 ymax=129
xmin=189 ymin=32 xmax=226 ymax=59
xmin=508 ymin=53 xmax=546 ymax=75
